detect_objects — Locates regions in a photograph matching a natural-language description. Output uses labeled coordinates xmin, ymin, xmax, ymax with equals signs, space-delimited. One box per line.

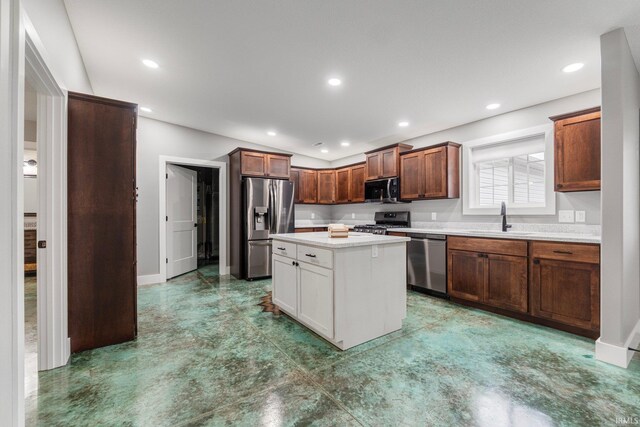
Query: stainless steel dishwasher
xmin=407 ymin=233 xmax=447 ymax=296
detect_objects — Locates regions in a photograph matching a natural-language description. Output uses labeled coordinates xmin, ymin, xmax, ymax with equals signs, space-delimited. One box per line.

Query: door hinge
xmin=166 ymin=216 xmax=168 ymax=222
xmin=166 ymin=258 xmax=168 ymax=264
xmin=166 ymin=173 xmax=168 ymax=179
xmin=37 ymin=240 xmax=46 ymax=249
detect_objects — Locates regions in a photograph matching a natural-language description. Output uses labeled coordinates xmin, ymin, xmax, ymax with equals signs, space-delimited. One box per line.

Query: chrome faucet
xmin=501 ymin=202 xmax=512 ymax=232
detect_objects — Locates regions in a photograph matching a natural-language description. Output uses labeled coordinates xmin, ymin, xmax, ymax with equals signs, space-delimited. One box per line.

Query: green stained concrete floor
xmin=26 ymin=265 xmax=640 ymax=426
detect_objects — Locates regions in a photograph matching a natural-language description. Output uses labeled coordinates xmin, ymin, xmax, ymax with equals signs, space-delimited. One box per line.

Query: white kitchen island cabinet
xmin=271 ymin=232 xmax=410 ymax=350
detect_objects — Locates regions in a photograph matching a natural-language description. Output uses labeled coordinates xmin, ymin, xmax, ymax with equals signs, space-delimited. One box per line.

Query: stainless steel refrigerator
xmin=244 ymin=177 xmax=295 ymax=279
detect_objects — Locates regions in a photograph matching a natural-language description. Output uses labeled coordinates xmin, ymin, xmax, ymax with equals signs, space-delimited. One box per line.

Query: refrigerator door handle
xmin=269 ymin=181 xmax=277 ymax=234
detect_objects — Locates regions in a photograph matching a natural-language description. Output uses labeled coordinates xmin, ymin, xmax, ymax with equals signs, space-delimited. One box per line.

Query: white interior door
xmin=167 ymin=164 xmax=198 ymax=279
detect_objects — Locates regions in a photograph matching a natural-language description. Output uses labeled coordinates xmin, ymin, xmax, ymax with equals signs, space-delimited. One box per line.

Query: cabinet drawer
xmin=532 ymin=241 xmax=599 ymax=264
xmin=448 ymin=236 xmax=527 ymax=257
xmin=273 ymin=241 xmax=297 ymax=258
xmin=297 ymin=244 xmax=333 ymax=269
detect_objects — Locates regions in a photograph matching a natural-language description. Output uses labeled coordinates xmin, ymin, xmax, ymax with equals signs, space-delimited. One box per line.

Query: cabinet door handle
xmin=553 ymin=250 xmax=573 ymax=255
xmin=305 ymin=253 xmax=317 ymax=258
xmin=277 ymin=247 xmax=286 ymax=251
xmin=292 ymin=260 xmax=296 ymax=266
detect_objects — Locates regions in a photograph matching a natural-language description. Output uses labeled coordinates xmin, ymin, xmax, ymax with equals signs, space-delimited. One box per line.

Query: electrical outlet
xmin=558 ymin=210 xmax=575 ymax=223
xmin=311 ymin=213 xmax=315 ymax=219
xmin=351 ymin=213 xmax=355 ymax=219
xmin=371 ymin=245 xmax=378 ymax=258
xmin=431 ymin=212 xmax=437 ymax=221
xmin=575 ymin=211 xmax=586 ymax=223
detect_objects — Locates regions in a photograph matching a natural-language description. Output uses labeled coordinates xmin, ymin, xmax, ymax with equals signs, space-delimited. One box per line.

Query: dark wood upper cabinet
xmin=400 ymin=142 xmax=460 ymax=200
xmin=335 ymin=167 xmax=351 ymax=203
xmin=232 ymin=148 xmax=292 ymax=179
xmin=349 ymin=163 xmax=365 ymax=202
xmin=267 ymin=153 xmax=291 ymax=178
xmin=550 ymin=107 xmax=601 ymax=192
xmin=67 ymin=92 xmax=137 ymax=353
xmin=530 ymin=241 xmax=600 ymax=334
xmin=365 ymin=143 xmax=412 ymax=181
xmin=317 ymin=170 xmax=336 ymax=204
xmin=290 ymin=168 xmax=302 ymax=203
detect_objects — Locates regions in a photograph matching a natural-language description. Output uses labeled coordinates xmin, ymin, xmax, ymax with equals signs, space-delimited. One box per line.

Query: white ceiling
xmin=64 ymin=0 xmax=640 ymax=161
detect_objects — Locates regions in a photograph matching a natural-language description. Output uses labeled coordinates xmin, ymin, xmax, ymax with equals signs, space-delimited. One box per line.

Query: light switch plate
xmin=431 ymin=212 xmax=437 ymax=221
xmin=372 ymin=245 xmax=378 ymax=258
xmin=311 ymin=213 xmax=315 ymax=219
xmin=351 ymin=213 xmax=355 ymax=219
xmin=575 ymin=211 xmax=586 ymax=223
xmin=558 ymin=210 xmax=575 ymax=223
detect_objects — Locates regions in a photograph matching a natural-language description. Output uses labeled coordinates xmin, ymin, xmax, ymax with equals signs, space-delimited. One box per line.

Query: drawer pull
xmin=277 ymin=247 xmax=286 ymax=251
xmin=305 ymin=253 xmax=317 ymax=258
xmin=553 ymin=250 xmax=573 ymax=255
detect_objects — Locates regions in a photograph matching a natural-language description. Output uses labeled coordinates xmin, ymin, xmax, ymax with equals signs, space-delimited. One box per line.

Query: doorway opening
xmin=158 ymin=156 xmax=228 ymax=283
xmin=23 ymin=81 xmax=38 ymax=398
xmin=166 ymin=164 xmax=220 ymax=279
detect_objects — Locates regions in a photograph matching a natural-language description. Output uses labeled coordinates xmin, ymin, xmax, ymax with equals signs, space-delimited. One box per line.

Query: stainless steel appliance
xmin=407 ymin=233 xmax=447 ymax=296
xmin=364 ymin=178 xmax=401 ymax=203
xmin=244 ymin=177 xmax=295 ymax=279
xmin=353 ymin=211 xmax=410 ymax=235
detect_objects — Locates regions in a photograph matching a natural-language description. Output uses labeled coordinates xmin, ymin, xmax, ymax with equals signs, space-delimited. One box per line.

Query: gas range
xmin=353 ymin=211 xmax=410 ymax=235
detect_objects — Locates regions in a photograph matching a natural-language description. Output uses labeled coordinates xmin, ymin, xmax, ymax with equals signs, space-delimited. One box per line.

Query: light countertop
xmin=272 ymin=232 xmax=410 ymax=248
xmin=387 ymin=227 xmax=600 ymax=244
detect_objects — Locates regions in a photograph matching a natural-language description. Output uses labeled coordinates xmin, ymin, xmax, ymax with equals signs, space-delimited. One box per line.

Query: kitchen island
xmin=271 ymin=232 xmax=410 ymax=350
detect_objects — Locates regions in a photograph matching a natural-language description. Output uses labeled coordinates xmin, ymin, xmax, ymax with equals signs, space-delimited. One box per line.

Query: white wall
xmin=22 ymin=0 xmax=92 ymax=93
xmin=136 ymin=117 xmax=331 ymax=277
xmin=328 ymin=90 xmax=602 ymax=226
xmin=597 ymin=28 xmax=640 ymax=368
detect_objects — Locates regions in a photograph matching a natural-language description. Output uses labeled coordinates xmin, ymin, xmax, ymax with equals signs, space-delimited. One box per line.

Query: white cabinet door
xmin=298 ymin=261 xmax=333 ymax=339
xmin=272 ymin=254 xmax=298 ymax=316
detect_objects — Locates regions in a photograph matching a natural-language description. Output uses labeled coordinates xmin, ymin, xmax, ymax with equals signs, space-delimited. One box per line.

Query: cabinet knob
xmin=533 ymin=259 xmax=540 ymax=265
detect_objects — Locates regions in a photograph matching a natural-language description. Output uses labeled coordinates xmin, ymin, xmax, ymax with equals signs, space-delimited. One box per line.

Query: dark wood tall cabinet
xmin=67 ymin=92 xmax=138 ymax=353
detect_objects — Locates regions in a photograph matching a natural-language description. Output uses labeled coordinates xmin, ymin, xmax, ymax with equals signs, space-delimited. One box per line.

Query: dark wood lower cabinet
xmin=530 ymin=258 xmax=600 ymax=332
xmin=447 ymin=237 xmax=600 ymax=338
xmin=448 ymin=249 xmax=484 ymax=302
xmin=484 ymin=254 xmax=528 ymax=313
xmin=68 ymin=92 xmax=138 ymax=353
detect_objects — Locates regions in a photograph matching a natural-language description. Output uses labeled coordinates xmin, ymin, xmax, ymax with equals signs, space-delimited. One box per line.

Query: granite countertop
xmin=387 ymin=227 xmax=601 ymax=244
xmin=272 ymin=232 xmax=410 ymax=248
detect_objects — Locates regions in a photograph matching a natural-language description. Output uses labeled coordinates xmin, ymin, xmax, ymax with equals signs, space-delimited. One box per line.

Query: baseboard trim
xmin=596 ymin=320 xmax=640 ymax=368
xmin=137 ymin=274 xmax=165 ymax=286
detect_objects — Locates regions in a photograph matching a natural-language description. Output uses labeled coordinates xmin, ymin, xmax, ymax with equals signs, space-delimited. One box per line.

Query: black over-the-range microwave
xmin=364 ymin=177 xmax=401 ymax=203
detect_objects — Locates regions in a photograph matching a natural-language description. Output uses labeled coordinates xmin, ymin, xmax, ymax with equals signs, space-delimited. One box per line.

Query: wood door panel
xmin=400 ymin=152 xmax=422 ymax=199
xmin=423 ymin=147 xmax=447 ymax=198
xmin=447 ymin=249 xmax=484 ymax=301
xmin=267 ymin=154 xmax=290 ymax=178
xmin=301 ymin=170 xmax=318 ymax=203
xmin=335 ymin=168 xmax=351 ymax=203
xmin=381 ymin=148 xmax=397 ymax=178
xmin=240 ymin=151 xmax=267 ymax=176
xmin=350 ymin=164 xmax=365 ymax=202
xmin=290 ymin=169 xmax=302 ymax=203
xmin=366 ymin=152 xmax=381 ymax=181
xmin=317 ymin=170 xmax=336 ymax=204
xmin=553 ymin=109 xmax=601 ymax=192
xmin=485 ymin=254 xmax=528 ymax=313
xmin=68 ymin=92 xmax=137 ymax=353
xmin=531 ymin=258 xmax=599 ymax=331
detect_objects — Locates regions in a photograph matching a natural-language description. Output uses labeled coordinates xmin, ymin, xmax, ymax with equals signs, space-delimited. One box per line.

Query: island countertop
xmin=271 ymin=232 xmax=410 ymax=248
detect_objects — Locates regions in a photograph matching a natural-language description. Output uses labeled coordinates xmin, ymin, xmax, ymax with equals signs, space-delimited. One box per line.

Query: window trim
xmin=462 ymin=124 xmax=555 ymax=216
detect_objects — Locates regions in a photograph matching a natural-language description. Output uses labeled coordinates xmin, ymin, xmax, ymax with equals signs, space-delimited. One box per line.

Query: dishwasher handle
xmin=408 ymin=233 xmax=447 ymax=241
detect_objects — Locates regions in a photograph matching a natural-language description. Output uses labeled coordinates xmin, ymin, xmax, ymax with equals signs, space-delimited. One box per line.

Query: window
xmin=462 ymin=125 xmax=555 ymax=215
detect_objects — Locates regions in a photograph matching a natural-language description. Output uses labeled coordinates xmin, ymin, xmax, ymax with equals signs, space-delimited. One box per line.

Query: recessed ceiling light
xmin=142 ymin=59 xmax=159 ymax=69
xmin=321 ymin=148 xmax=329 ymax=153
xmin=341 ymin=141 xmax=350 ymax=147
xmin=486 ymin=103 xmax=501 ymax=110
xmin=398 ymin=121 xmax=409 ymax=127
xmin=267 ymin=130 xmax=277 ymax=136
xmin=140 ymin=107 xmax=152 ymax=113
xmin=563 ymin=62 xmax=584 ymax=73
xmin=327 ymin=78 xmax=342 ymax=86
